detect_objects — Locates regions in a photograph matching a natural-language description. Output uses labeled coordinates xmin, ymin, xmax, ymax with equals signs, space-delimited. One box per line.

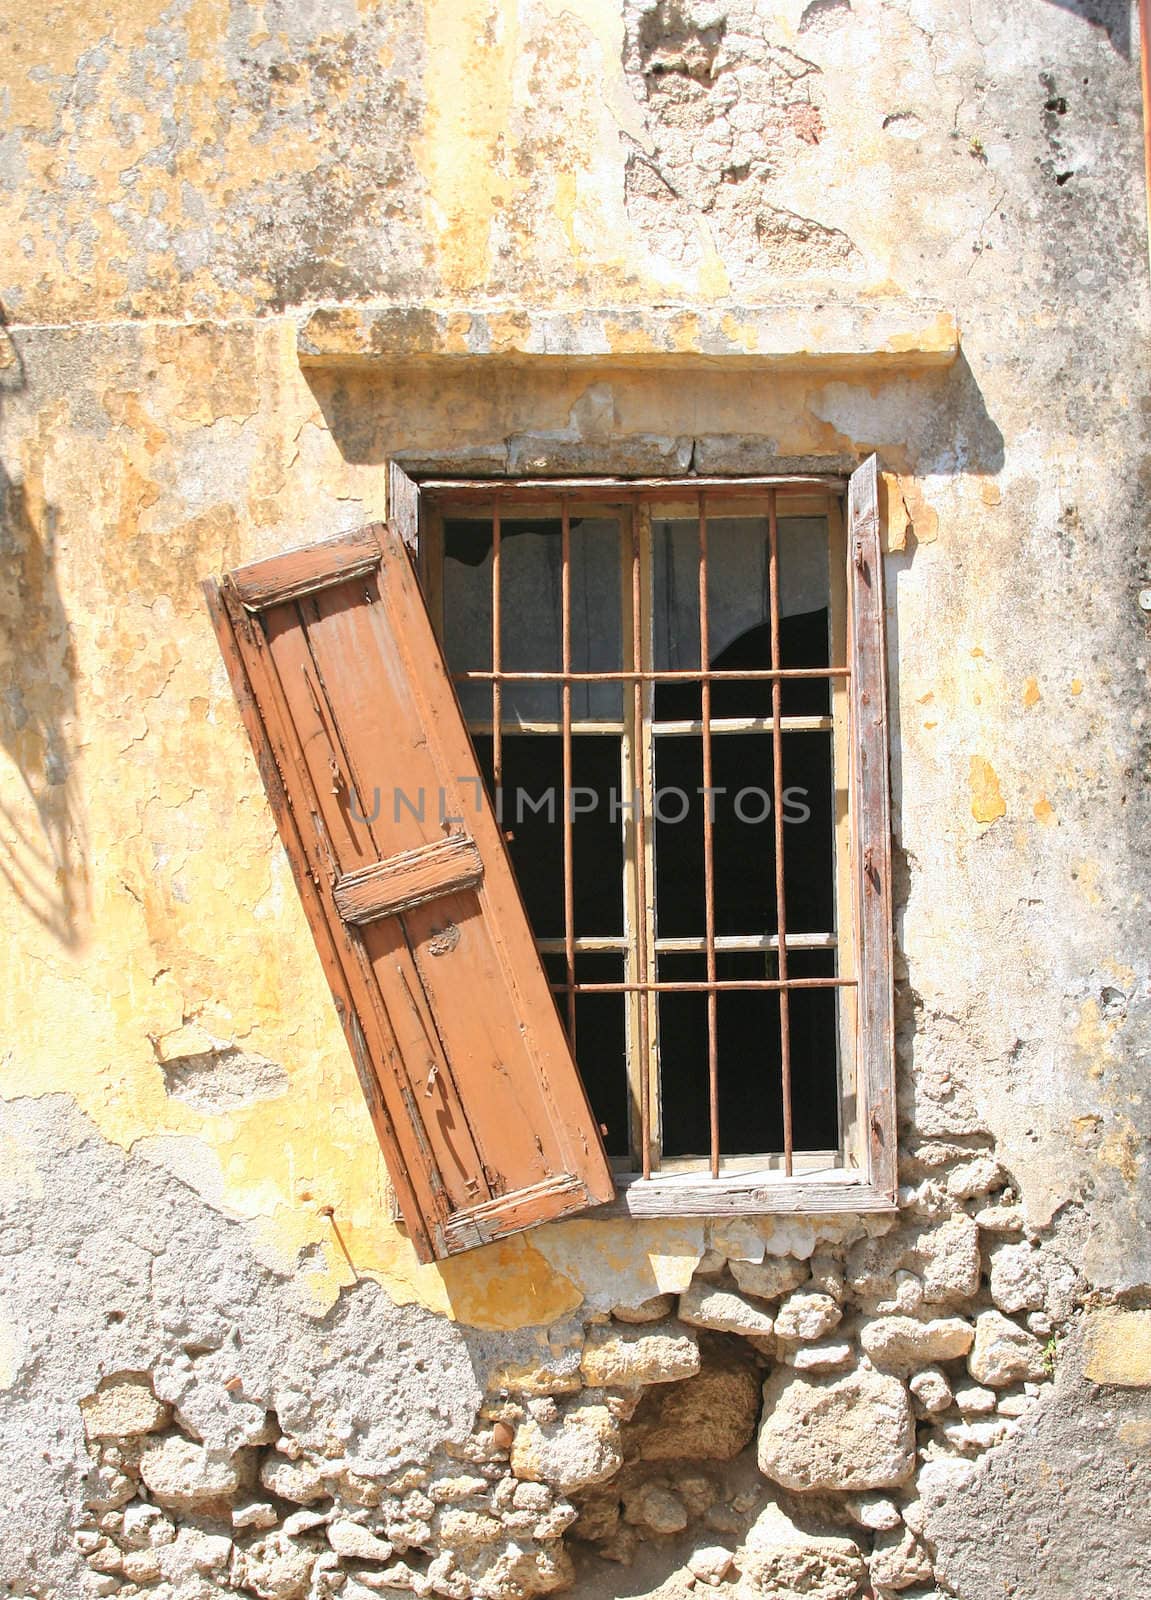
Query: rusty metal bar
xmin=767 ymin=489 xmax=794 ymax=1175
xmin=551 ymin=978 xmax=857 ymax=994
xmin=632 ymin=509 xmax=652 ymax=1179
xmin=491 ymin=508 xmax=502 ymax=791
xmin=454 ymin=666 xmax=850 ymax=683
xmin=698 ymin=496 xmax=720 ymax=1178
xmin=561 ymin=500 xmax=576 ymax=1046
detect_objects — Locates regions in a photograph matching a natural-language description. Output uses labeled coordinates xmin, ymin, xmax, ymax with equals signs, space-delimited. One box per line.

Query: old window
xmin=205 ymin=458 xmax=894 ymax=1260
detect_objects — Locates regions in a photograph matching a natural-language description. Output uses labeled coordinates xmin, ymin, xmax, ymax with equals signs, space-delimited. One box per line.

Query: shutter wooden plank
xmin=233 ymin=526 xmax=381 ymax=611
xmin=297 ymin=563 xmax=583 ymax=1195
xmin=334 ymin=836 xmax=484 ymax=925
xmin=255 ymin=590 xmax=496 ymax=1216
xmin=207 ymin=523 xmax=615 ymax=1260
xmin=202 ymin=580 xmax=439 ymax=1261
xmin=848 ymin=455 xmax=897 ymax=1201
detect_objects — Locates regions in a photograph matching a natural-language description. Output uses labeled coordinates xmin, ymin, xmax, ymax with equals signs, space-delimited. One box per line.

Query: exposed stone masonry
xmin=71 ymin=1147 xmax=1077 ymax=1600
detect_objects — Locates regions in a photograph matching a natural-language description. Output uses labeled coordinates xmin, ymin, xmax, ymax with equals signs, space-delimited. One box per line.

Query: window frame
xmin=398 ymin=460 xmax=897 ymax=1221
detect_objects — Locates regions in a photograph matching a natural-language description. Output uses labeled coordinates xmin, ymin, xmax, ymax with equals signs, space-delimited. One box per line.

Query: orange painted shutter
xmin=204 ymin=522 xmax=614 ymax=1261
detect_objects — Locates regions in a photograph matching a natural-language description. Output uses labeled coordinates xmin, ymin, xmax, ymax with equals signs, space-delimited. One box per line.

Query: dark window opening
xmin=433 ymin=493 xmax=849 ymax=1178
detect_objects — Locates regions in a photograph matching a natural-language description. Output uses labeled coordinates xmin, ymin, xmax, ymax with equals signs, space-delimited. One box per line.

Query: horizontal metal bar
xmin=655 ymin=932 xmax=837 ymax=953
xmin=548 ymin=977 xmax=856 ymax=993
xmin=537 ymin=935 xmax=628 ymax=954
xmin=453 ymin=667 xmax=850 ymax=683
xmin=534 ymin=931 xmax=838 ymax=957
xmin=652 ymin=715 xmax=833 ymax=736
xmin=467 ymin=719 xmax=626 ymax=735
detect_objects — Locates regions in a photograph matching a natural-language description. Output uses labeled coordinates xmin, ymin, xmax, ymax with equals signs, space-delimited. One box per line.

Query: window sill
xmin=590 ymin=1165 xmax=897 ymax=1219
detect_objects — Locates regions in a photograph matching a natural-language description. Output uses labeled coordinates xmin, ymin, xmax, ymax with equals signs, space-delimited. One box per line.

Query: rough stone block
xmin=860 ymin=1316 xmax=974 ymax=1371
xmin=678 ymin=1281 xmax=776 ymax=1338
xmin=580 ymin=1321 xmax=700 ymax=1387
xmin=510 ymin=1404 xmax=622 ymax=1493
xmin=967 ymin=1312 xmax=1047 ymax=1387
xmin=638 ymin=1345 xmax=761 ymax=1461
xmin=80 ymin=1378 xmax=171 ymax=1440
xmin=774 ymin=1291 xmax=842 ymax=1343
xmin=757 ymin=1369 xmax=915 ymax=1491
xmin=139 ymin=1435 xmax=248 ymax=1510
xmin=729 ymin=1257 xmax=809 ymax=1303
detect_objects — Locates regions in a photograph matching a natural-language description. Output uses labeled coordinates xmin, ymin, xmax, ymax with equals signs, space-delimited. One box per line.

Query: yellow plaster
xmin=1084 ymin=1309 xmax=1151 ymax=1387
xmin=969 ymin=757 xmax=1006 ymax=825
xmin=418 ymin=0 xmax=521 ymax=296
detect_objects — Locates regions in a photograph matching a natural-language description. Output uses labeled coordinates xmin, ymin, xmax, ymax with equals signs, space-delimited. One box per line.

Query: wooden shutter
xmin=847 ymin=456 xmax=897 ymax=1199
xmin=204 ymin=522 xmax=614 ymax=1261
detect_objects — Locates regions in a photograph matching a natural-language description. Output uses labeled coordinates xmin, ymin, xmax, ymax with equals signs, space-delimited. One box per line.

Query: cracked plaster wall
xmin=2 ymin=0 xmax=1151 ymax=1597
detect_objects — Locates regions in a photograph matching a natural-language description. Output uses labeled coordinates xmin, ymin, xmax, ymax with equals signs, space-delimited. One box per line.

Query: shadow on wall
xmin=0 ymin=314 xmax=88 ymax=949
xmin=1042 ymin=0 xmax=1130 ymax=55
xmin=301 ymin=348 xmax=1005 ymax=481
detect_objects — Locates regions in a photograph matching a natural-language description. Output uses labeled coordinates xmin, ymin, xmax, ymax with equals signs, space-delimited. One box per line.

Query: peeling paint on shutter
xmin=204 ymin=522 xmax=614 ymax=1261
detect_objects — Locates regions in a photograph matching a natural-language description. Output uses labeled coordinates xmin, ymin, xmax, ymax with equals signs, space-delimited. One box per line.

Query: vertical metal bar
xmin=698 ymin=496 xmax=720 ymax=1178
xmin=561 ymin=500 xmax=576 ymax=1047
xmin=491 ymin=508 xmax=502 ymax=792
xmin=632 ymin=507 xmax=652 ymax=1178
xmin=767 ymin=490 xmax=794 ymax=1174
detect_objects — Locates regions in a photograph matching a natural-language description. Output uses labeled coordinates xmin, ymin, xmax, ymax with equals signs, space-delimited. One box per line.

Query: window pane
xmin=542 ymin=953 xmax=629 ymax=1159
xmin=442 ymin=519 xmax=492 ymax=722
xmin=443 ymin=516 xmax=623 ymax=723
xmin=652 ymin=730 xmax=834 ymax=939
xmin=472 ymin=734 xmax=624 ymax=940
xmin=655 ymin=951 xmax=839 ymax=1159
xmin=652 ymin=515 xmax=831 ymax=718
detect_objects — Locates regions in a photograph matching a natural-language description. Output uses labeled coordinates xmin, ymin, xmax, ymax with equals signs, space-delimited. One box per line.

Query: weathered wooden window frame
xmin=397 ymin=458 xmax=897 ymax=1221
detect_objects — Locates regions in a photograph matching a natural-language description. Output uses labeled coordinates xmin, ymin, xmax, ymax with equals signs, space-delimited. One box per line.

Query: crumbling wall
xmin=16 ymin=1093 xmax=1138 ymax=1600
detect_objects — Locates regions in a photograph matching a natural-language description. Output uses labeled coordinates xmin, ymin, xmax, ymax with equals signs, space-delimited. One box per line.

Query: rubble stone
xmin=739 ymin=1501 xmax=866 ymax=1600
xmin=678 ymin=1281 xmax=776 ymax=1338
xmin=729 ymin=1257 xmax=810 ymax=1302
xmin=773 ymin=1292 xmax=842 ymax=1343
xmin=233 ymin=1499 xmax=280 ymax=1531
xmin=968 ymin=1312 xmax=1048 ymax=1387
xmin=139 ymin=1435 xmax=247 ymax=1510
xmin=908 ymin=1367 xmax=953 ymax=1415
xmin=860 ymin=1316 xmax=974 ymax=1370
xmin=844 ymin=1493 xmax=901 ymax=1531
xmin=688 ymin=1545 xmax=734 ymax=1586
xmin=259 ymin=1450 xmax=331 ymax=1504
xmin=639 ymin=1344 xmax=761 ymax=1461
xmin=235 ymin=1529 xmax=318 ymax=1599
xmin=757 ymin=1369 xmax=915 ymax=1491
xmin=869 ymin=1524 xmax=935 ymax=1592
xmin=580 ymin=1322 xmax=700 ymax=1387
xmin=510 ymin=1404 xmax=623 ymax=1493
xmin=328 ymin=1520 xmax=394 ymax=1561
xmin=786 ymin=1340 xmax=854 ymax=1374
xmin=952 ymin=1383 xmax=996 ymax=1414
xmin=80 ymin=1379 xmax=171 ymax=1440
xmin=156 ymin=1527 xmax=233 ymax=1583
